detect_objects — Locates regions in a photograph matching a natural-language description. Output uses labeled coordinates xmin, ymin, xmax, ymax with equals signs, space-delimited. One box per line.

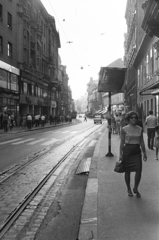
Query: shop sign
xmin=0 ymin=60 xmax=20 ymax=75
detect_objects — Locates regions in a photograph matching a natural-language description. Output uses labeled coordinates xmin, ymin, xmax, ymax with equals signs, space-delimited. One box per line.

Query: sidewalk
xmin=78 ymin=128 xmax=159 ymax=240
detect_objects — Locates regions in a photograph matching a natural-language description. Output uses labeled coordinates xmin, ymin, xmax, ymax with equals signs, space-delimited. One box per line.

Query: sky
xmin=41 ymin=0 xmax=127 ymax=100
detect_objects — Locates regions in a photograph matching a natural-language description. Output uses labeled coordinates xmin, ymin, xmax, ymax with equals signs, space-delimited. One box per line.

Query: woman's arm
xmin=140 ymin=130 xmax=147 ymax=161
xmin=119 ymin=128 xmax=125 ymax=161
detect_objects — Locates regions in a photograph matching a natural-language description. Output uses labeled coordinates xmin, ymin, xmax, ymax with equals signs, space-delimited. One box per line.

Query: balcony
xmin=23 ymin=7 xmax=30 ymax=21
xmin=17 ymin=62 xmax=43 ymax=78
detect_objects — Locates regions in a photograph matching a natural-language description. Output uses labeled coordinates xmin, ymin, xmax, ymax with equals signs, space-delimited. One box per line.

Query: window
xmin=0 ymin=4 xmax=2 ymax=22
xmin=10 ymin=73 xmax=18 ymax=91
xmin=32 ymin=85 xmax=34 ymax=96
xmin=23 ymin=82 xmax=27 ymax=94
xmin=28 ymin=83 xmax=32 ymax=95
xmin=0 ymin=36 xmax=3 ymax=52
xmin=7 ymin=12 xmax=12 ymax=29
xmin=137 ymin=69 xmax=140 ymax=88
xmin=8 ymin=42 xmax=12 ymax=57
xmin=146 ymin=54 xmax=149 ymax=80
xmin=0 ymin=69 xmax=7 ymax=88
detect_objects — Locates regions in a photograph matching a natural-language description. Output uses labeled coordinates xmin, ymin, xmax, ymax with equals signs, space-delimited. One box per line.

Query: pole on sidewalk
xmin=106 ymin=91 xmax=114 ymax=157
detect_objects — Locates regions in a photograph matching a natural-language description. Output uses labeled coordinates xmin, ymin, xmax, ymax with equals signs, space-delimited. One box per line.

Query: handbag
xmin=114 ymin=161 xmax=124 ymax=173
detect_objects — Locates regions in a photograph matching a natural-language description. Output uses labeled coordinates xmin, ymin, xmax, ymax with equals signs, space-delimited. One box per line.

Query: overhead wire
xmin=47 ymin=0 xmax=85 ymax=69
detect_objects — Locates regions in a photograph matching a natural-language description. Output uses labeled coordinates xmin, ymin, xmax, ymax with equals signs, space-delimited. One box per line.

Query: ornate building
xmin=0 ymin=0 xmax=62 ymax=123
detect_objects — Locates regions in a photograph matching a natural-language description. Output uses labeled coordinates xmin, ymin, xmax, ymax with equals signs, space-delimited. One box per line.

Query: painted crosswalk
xmin=0 ymin=130 xmax=82 ymax=147
xmin=0 ymin=137 xmax=59 ymax=146
xmin=12 ymin=138 xmax=35 ymax=145
xmin=26 ymin=139 xmax=46 ymax=145
xmin=0 ymin=138 xmax=23 ymax=145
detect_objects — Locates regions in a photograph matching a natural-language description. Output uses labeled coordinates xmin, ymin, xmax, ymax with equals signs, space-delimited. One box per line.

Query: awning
xmin=151 ymin=89 xmax=159 ymax=95
xmin=95 ymin=110 xmax=102 ymax=113
xmin=98 ymin=65 xmax=126 ymax=93
xmin=100 ymin=110 xmax=107 ymax=114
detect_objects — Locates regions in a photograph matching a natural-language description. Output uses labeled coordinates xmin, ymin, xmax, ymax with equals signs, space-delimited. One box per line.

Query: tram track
xmin=0 ymin=125 xmax=96 ymax=183
xmin=0 ymin=124 xmax=104 ymax=239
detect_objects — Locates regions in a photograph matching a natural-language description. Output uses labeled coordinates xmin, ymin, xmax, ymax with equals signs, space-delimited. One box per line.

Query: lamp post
xmin=106 ymin=91 xmax=114 ymax=157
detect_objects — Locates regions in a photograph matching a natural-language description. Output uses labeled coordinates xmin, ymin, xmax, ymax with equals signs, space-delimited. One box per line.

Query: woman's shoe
xmin=128 ymin=189 xmax=133 ymax=197
xmin=133 ymin=188 xmax=141 ymax=198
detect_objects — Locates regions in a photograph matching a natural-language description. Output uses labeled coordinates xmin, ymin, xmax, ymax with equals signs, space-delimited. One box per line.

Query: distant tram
xmin=71 ymin=111 xmax=77 ymax=119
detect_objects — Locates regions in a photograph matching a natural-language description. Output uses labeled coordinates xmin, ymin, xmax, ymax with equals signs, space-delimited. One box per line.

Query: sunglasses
xmin=130 ymin=116 xmax=137 ymax=119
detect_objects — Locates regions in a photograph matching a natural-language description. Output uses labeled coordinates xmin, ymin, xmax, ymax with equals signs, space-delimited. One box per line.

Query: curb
xmin=0 ymin=120 xmax=80 ymax=139
xmin=78 ymin=130 xmax=106 ymax=240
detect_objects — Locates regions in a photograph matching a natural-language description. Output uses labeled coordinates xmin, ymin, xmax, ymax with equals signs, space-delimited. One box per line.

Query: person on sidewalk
xmin=145 ymin=110 xmax=157 ymax=149
xmin=155 ymin=125 xmax=159 ymax=160
xmin=2 ymin=112 xmax=9 ymax=133
xmin=40 ymin=115 xmax=45 ymax=127
xmin=119 ymin=111 xmax=147 ymax=198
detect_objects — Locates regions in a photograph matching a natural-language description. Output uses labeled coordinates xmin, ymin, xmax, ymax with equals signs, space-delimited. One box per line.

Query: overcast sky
xmin=41 ymin=0 xmax=127 ymax=100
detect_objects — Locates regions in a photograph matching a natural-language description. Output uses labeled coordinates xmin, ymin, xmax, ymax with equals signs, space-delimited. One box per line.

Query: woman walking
xmin=119 ymin=111 xmax=147 ymax=197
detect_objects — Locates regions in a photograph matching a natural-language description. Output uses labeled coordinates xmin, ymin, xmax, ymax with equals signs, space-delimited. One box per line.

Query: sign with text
xmin=98 ymin=67 xmax=126 ymax=93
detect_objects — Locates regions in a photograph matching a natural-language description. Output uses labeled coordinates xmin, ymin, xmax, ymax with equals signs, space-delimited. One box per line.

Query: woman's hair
xmin=125 ymin=111 xmax=139 ymax=121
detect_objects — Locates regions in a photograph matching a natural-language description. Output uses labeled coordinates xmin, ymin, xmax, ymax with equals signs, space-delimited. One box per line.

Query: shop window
xmin=23 ymin=82 xmax=27 ymax=94
xmin=38 ymin=87 xmax=41 ymax=97
xmin=28 ymin=83 xmax=32 ymax=95
xmin=43 ymin=89 xmax=48 ymax=98
xmin=146 ymin=54 xmax=149 ymax=80
xmin=0 ymin=4 xmax=3 ymax=22
xmin=7 ymin=12 xmax=12 ymax=29
xmin=35 ymin=86 xmax=38 ymax=96
xmin=153 ymin=48 xmax=158 ymax=72
xmin=0 ymin=36 xmax=3 ymax=52
xmin=3 ymin=98 xmax=7 ymax=104
xmin=0 ymin=69 xmax=7 ymax=88
xmin=8 ymin=42 xmax=12 ymax=57
xmin=32 ymin=85 xmax=34 ymax=96
xmin=11 ymin=74 xmax=18 ymax=91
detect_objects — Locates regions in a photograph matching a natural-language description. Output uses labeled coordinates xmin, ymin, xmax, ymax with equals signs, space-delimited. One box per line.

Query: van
xmin=94 ymin=114 xmax=102 ymax=124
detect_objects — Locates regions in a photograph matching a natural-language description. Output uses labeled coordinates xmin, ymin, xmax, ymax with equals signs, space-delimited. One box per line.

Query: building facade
xmin=124 ymin=0 xmax=159 ymax=121
xmin=0 ymin=0 xmax=67 ymax=126
xmin=0 ymin=0 xmax=20 ymax=119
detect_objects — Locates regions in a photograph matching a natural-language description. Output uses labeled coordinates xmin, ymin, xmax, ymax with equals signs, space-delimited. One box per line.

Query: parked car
xmin=94 ymin=114 xmax=102 ymax=124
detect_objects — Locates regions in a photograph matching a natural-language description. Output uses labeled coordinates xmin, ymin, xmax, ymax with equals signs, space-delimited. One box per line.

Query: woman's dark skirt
xmin=123 ymin=144 xmax=142 ymax=172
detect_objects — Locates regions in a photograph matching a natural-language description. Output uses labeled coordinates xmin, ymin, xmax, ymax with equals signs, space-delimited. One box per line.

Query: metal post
xmin=106 ymin=91 xmax=114 ymax=157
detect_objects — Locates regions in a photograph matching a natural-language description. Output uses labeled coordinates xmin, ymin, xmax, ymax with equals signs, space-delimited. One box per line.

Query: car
xmin=94 ymin=114 xmax=102 ymax=124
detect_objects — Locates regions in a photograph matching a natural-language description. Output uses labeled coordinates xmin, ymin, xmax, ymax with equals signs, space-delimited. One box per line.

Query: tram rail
xmin=0 ymin=124 xmax=103 ymax=238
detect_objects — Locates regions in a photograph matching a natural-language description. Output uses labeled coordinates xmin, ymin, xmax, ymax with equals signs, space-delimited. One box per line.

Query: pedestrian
xmin=41 ymin=115 xmax=45 ymax=127
xmin=22 ymin=115 xmax=27 ymax=129
xmin=35 ymin=114 xmax=40 ymax=127
xmin=115 ymin=113 xmax=122 ymax=135
xmin=84 ymin=115 xmax=87 ymax=122
xmin=119 ymin=111 xmax=147 ymax=198
xmin=155 ymin=125 xmax=159 ymax=160
xmin=145 ymin=110 xmax=157 ymax=149
xmin=27 ymin=114 xmax=32 ymax=129
xmin=111 ymin=114 xmax=116 ymax=133
xmin=8 ymin=115 xmax=12 ymax=131
xmin=2 ymin=112 xmax=9 ymax=133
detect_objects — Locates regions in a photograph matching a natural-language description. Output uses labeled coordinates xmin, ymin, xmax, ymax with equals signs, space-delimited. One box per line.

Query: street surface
xmin=0 ymin=118 xmax=105 ymax=239
xmin=0 ymin=118 xmax=99 ymax=172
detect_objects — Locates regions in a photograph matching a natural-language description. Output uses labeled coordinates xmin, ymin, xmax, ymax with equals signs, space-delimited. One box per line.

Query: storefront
xmin=0 ymin=60 xmax=20 ymax=115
